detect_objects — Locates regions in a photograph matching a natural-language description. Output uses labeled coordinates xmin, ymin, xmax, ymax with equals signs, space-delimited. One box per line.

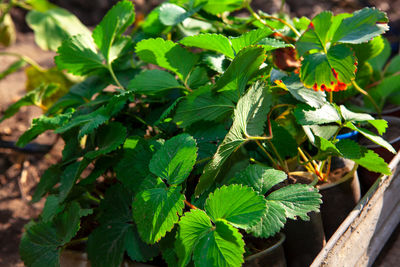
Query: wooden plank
xmin=311 ymin=151 xmax=400 ymax=267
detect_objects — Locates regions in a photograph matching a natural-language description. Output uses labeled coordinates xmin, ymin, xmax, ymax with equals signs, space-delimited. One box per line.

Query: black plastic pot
xmin=358 ymin=116 xmax=400 ymax=189
xmin=283 ymin=172 xmax=326 ymax=267
xmin=244 ymin=233 xmax=287 ymax=267
xmin=318 ymin=158 xmax=361 ymax=239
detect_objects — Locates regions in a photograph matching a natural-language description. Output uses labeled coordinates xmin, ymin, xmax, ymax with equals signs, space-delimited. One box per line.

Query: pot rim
xmin=288 ymin=171 xmax=319 ymax=186
xmin=317 ymin=160 xmax=358 ymax=190
xmin=244 ymin=232 xmax=286 ymax=261
xmin=365 ymin=116 xmax=400 ymax=149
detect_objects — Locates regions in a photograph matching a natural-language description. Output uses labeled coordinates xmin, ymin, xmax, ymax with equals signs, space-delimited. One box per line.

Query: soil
xmin=1 ymin=0 xmax=400 ymax=266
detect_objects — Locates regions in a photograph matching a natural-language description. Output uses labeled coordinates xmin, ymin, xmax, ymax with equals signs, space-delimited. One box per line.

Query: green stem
xmin=0 ymin=51 xmax=44 ymax=71
xmin=351 ymin=80 xmax=381 ymax=116
xmin=255 ymin=140 xmax=280 ymax=170
xmin=85 ymin=192 xmax=101 ymax=204
xmin=195 ymin=157 xmax=211 ymax=165
xmin=107 ymin=63 xmax=125 ymax=90
xmin=245 ymin=3 xmax=275 ymax=32
xmin=259 ymin=14 xmax=301 ymax=37
xmin=267 ymin=139 xmax=289 ymax=173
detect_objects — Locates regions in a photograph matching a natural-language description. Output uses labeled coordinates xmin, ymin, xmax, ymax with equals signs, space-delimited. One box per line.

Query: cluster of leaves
xmin=0 ymin=0 xmax=396 ymax=266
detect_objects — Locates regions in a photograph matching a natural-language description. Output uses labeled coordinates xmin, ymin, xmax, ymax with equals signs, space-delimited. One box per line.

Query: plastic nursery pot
xmin=244 ymin=233 xmax=287 ymax=267
xmin=358 ymin=116 xmax=400 ymax=189
xmin=60 ymin=250 xmax=156 ymax=267
xmin=283 ymin=172 xmax=326 ymax=267
xmin=317 ymin=158 xmax=361 ymax=239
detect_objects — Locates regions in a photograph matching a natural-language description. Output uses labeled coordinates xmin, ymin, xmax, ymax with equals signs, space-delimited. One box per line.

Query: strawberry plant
xmin=0 ymin=0 xmax=396 ymax=266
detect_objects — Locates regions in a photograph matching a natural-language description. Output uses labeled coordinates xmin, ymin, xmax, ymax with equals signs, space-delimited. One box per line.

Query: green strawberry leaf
xmin=20 ymin=202 xmax=82 ymax=267
xmin=0 ymin=59 xmax=27 ymax=81
xmin=339 ymin=105 xmax=375 ymax=122
xmin=195 ymin=82 xmax=274 ymax=195
xmin=332 ymin=7 xmax=389 ymax=44
xmin=257 ymin=37 xmax=293 ymax=51
xmin=125 ymin=226 xmax=159 ymax=262
xmin=296 ymin=11 xmax=333 ymax=56
xmin=300 ymin=44 xmax=357 ymax=92
xmin=92 ymin=0 xmax=135 ymax=63
xmin=337 ymin=139 xmax=391 ymax=175
xmin=85 ymin=122 xmax=127 ymax=159
xmin=174 ymin=85 xmax=235 ymax=127
xmin=294 ymin=103 xmax=341 ymax=125
xmin=201 ymin=0 xmax=245 ymax=15
xmin=128 ymin=69 xmax=183 ymax=95
xmin=133 ymin=184 xmax=185 ymax=244
xmin=367 ymin=119 xmax=388 ymax=135
xmin=115 ymin=137 xmax=156 ymax=193
xmin=180 ymin=33 xmax=234 ymax=58
xmin=31 ymin=165 xmax=62 ymax=203
xmin=344 ymin=122 xmax=396 ymax=153
xmin=176 ymin=209 xmax=213 ymax=267
xmin=205 ymin=185 xmax=266 ymax=229
xmin=230 ymin=28 xmax=273 ymax=54
xmin=248 ymin=201 xmax=286 ymax=238
xmin=1 ymin=84 xmax=60 ymax=122
xmin=228 ymin=165 xmax=287 ymax=194
xmin=26 ymin=7 xmax=91 ymax=51
xmin=193 ymin=219 xmax=245 ymax=267
xmin=55 ymin=34 xmax=105 ymax=76
xmin=275 ymin=75 xmax=327 ymax=108
xmin=266 ymin=184 xmax=321 ymax=220
xmin=159 ymin=3 xmax=204 ymax=26
xmin=59 ymin=160 xmax=89 ymax=202
xmin=149 ymin=134 xmax=198 ymax=185
xmin=16 ymin=113 xmax=72 ymax=147
xmin=135 ymin=38 xmax=198 ymax=80
xmin=87 ymin=185 xmax=159 ymax=266
xmin=214 ymin=46 xmax=266 ymax=95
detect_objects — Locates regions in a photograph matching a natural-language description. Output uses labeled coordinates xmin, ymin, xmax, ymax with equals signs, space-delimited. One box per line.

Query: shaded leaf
xmin=128 ymin=69 xmax=182 ymax=95
xmin=85 ymin=122 xmax=127 ymax=159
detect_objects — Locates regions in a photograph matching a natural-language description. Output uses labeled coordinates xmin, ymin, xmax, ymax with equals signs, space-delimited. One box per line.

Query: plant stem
xmin=297 ymin=147 xmax=323 ymax=180
xmin=329 ymin=91 xmax=333 ymax=103
xmin=184 ymin=199 xmax=198 ymax=210
xmin=245 ymin=3 xmax=275 ymax=32
xmin=266 ymin=139 xmax=289 ymax=173
xmin=351 ymin=80 xmax=381 ymax=116
xmin=195 ymin=157 xmax=211 ymax=165
xmin=107 ymin=63 xmax=125 ymax=90
xmin=255 ymin=140 xmax=280 ymax=170
xmin=0 ymin=51 xmax=44 ymax=71
xmin=85 ymin=192 xmax=101 ymax=204
xmin=259 ymin=14 xmax=301 ymax=37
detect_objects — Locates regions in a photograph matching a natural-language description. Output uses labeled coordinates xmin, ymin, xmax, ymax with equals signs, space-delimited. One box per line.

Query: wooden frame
xmin=312 ymin=151 xmax=400 ymax=266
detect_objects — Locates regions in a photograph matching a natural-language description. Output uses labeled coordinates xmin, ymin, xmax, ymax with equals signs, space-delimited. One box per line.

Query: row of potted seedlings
xmin=0 ymin=0 xmax=399 ymax=266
